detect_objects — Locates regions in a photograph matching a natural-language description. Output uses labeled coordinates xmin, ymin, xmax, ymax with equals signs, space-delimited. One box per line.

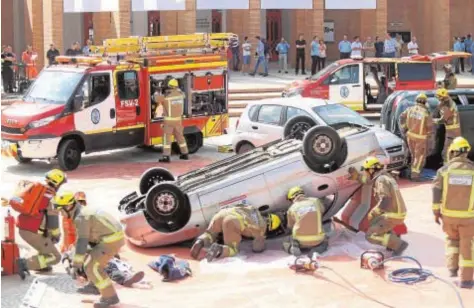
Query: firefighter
xmin=399 ymin=92 xmax=434 ymax=181
xmin=153 ymin=78 xmax=189 ymax=163
xmin=282 ymin=187 xmax=328 ymax=256
xmin=434 ymin=88 xmax=461 ymax=162
xmin=53 ymin=192 xmax=125 ymax=307
xmin=16 ymin=169 xmax=67 ymax=279
xmin=348 ymin=157 xmax=409 ymax=255
xmin=432 ymin=137 xmax=474 ymax=289
xmin=190 ymin=205 xmax=283 ymax=262
xmin=443 ymin=64 xmax=457 ymax=89
xmin=61 ymin=191 xmax=86 ymax=253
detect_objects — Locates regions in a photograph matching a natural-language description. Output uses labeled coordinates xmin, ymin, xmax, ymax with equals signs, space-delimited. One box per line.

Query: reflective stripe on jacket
xmin=399 ymin=104 xmax=433 ymax=140
xmin=372 ymin=172 xmax=407 ymax=220
xmin=437 ymin=99 xmax=461 ymax=136
xmin=287 ymin=197 xmax=325 ymax=244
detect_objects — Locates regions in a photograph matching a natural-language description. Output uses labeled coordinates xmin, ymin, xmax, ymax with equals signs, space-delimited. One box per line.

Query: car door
xmin=250 ymin=104 xmax=284 ymax=147
xmin=325 ymin=64 xmax=364 ymax=111
xmin=457 ymin=93 xmax=474 ymax=152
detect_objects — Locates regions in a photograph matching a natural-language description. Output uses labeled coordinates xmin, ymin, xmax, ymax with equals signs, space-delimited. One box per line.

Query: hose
xmin=381 ymin=256 xmax=465 ymax=308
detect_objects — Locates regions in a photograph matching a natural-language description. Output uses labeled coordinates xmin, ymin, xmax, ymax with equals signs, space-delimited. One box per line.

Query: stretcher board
xmin=20 ymin=278 xmax=47 ymax=308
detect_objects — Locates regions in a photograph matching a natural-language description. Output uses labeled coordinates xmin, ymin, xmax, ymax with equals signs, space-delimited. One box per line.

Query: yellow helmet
xmin=168 ymin=79 xmax=179 ymax=88
xmin=52 ymin=191 xmax=75 ymax=208
xmin=436 ymin=88 xmax=448 ymax=98
xmin=362 ymin=156 xmax=383 ymax=170
xmin=287 ymin=186 xmax=304 ymax=201
xmin=74 ymin=191 xmax=86 ymax=202
xmin=416 ymin=92 xmax=428 ymax=103
xmin=449 ymin=137 xmax=471 ymax=153
xmin=45 ymin=169 xmax=67 ymax=187
xmin=267 ymin=214 xmax=282 ymax=232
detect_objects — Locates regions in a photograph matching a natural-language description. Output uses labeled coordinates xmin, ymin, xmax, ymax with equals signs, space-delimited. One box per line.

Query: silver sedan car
xmin=119 ymin=111 xmax=408 ymax=248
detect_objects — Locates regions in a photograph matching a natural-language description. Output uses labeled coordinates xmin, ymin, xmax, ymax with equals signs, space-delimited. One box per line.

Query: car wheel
xmin=14 ymin=151 xmax=32 ymax=164
xmin=237 ymin=142 xmax=255 ymax=154
xmin=171 ymin=133 xmax=202 ymax=154
xmin=57 ymin=139 xmax=82 ymax=171
xmin=283 ymin=115 xmax=316 ymax=140
xmin=302 ymin=126 xmax=341 ymax=165
xmin=139 ymin=167 xmax=175 ymax=195
xmin=145 ymin=182 xmax=191 ymax=228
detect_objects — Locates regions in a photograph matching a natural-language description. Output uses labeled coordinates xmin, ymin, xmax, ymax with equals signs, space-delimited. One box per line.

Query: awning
xmin=63 ymin=0 xmax=119 ymax=12
xmin=196 ymin=0 xmax=249 ymax=10
xmin=325 ymin=0 xmax=376 ymax=10
xmin=132 ymin=0 xmax=186 ymax=11
xmin=261 ymin=0 xmax=312 ymax=9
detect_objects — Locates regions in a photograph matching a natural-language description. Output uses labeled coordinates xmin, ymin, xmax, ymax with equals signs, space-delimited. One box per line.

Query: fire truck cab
xmin=282 ymin=51 xmax=471 ymax=111
xmin=1 ymin=33 xmax=233 ymax=170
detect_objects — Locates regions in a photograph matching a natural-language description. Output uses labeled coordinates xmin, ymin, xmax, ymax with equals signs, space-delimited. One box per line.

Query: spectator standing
xmin=363 ymin=37 xmax=375 ymax=57
xmin=395 ymin=35 xmax=404 ymax=57
xmin=249 ymin=36 xmax=268 ymax=77
xmin=407 ymin=36 xmax=419 ymax=55
xmin=383 ymin=33 xmax=396 ymax=58
xmin=350 ymin=36 xmax=363 ymax=57
xmin=66 ymin=42 xmax=82 ymax=56
xmin=1 ymin=45 xmax=16 ymax=93
xmin=262 ymin=38 xmax=270 ymax=77
xmin=465 ymin=34 xmax=472 ymax=72
xmin=319 ymin=40 xmax=327 ymax=69
xmin=310 ymin=36 xmax=321 ymax=75
xmin=82 ymin=40 xmax=92 ymax=56
xmin=21 ymin=45 xmax=38 ymax=80
xmin=241 ymin=36 xmax=251 ymax=75
xmin=46 ymin=44 xmax=60 ymax=66
xmin=453 ymin=37 xmax=465 ymax=74
xmin=338 ymin=35 xmax=351 ymax=59
xmin=374 ymin=36 xmax=384 ymax=58
xmin=230 ymin=37 xmax=240 ymax=71
xmin=276 ymin=37 xmax=290 ymax=74
xmin=295 ymin=34 xmax=306 ymax=75
xmin=471 ymin=40 xmax=474 ymax=75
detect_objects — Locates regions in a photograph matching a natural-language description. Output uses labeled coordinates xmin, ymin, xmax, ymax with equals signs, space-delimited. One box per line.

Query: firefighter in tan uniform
xmin=443 ymin=64 xmax=457 ymax=89
xmin=399 ymin=93 xmax=434 ymax=181
xmin=282 ymin=187 xmax=328 ymax=256
xmin=434 ymin=88 xmax=462 ymax=161
xmin=432 ymin=137 xmax=474 ymax=289
xmin=153 ymin=78 xmax=189 ymax=163
xmin=348 ymin=157 xmax=409 ymax=255
xmin=190 ymin=205 xmax=283 ymax=262
xmin=53 ymin=192 xmax=125 ymax=307
xmin=17 ymin=169 xmax=67 ymax=279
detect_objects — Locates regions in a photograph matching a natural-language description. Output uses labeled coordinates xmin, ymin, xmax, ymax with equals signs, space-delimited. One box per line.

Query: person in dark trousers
xmin=230 ymin=37 xmax=240 ymax=71
xmin=46 ymin=44 xmax=60 ymax=66
xmin=1 ymin=45 xmax=16 ymax=93
xmin=374 ymin=36 xmax=384 ymax=71
xmin=295 ymin=34 xmax=306 ymax=75
xmin=260 ymin=39 xmax=270 ymax=77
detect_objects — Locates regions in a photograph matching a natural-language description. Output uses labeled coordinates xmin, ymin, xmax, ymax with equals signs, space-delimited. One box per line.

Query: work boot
xmin=93 ymin=295 xmax=120 ymax=308
xmin=179 ymin=154 xmax=189 ymax=160
xmin=17 ymin=258 xmax=30 ymax=280
xmin=36 ymin=266 xmax=52 ymax=273
xmin=249 ymin=73 xmax=256 ymax=77
xmin=456 ymin=280 xmax=474 ymax=289
xmin=206 ymin=243 xmax=223 ymax=262
xmin=159 ymin=156 xmax=170 ymax=163
xmin=392 ymin=241 xmax=409 ymax=257
xmin=122 ymin=271 xmax=145 ymax=287
xmin=77 ymin=282 xmax=100 ymax=295
xmin=449 ymin=269 xmax=458 ymax=277
xmin=190 ymin=239 xmax=205 ymax=259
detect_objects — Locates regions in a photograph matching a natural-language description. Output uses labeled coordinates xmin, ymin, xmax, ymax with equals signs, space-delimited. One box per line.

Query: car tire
xmin=14 ymin=151 xmax=32 ymax=164
xmin=57 ymin=139 xmax=82 ymax=171
xmin=139 ymin=167 xmax=175 ymax=195
xmin=283 ymin=115 xmax=317 ymax=140
xmin=145 ymin=182 xmax=191 ymax=227
xmin=302 ymin=126 xmax=342 ymax=165
xmin=171 ymin=133 xmax=202 ymax=154
xmin=237 ymin=142 xmax=255 ymax=154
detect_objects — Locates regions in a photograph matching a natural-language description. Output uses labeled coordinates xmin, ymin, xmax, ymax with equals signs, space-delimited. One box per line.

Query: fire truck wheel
xmin=145 ymin=182 xmax=191 ymax=226
xmin=139 ymin=167 xmax=175 ymax=195
xmin=57 ymin=139 xmax=82 ymax=171
xmin=14 ymin=151 xmax=32 ymax=164
xmin=185 ymin=133 xmax=202 ymax=154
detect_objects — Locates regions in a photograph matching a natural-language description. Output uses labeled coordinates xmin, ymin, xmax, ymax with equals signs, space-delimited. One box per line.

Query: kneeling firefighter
xmin=190 ymin=205 xmax=284 ymax=261
xmin=15 ymin=169 xmax=67 ymax=279
xmin=432 ymin=137 xmax=474 ymax=289
xmin=283 ymin=187 xmax=328 ymax=256
xmin=348 ymin=157 xmax=409 ymax=256
xmin=53 ymin=192 xmax=125 ymax=308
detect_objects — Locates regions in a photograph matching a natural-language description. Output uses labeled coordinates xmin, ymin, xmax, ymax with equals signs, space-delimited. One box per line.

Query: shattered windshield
xmin=23 ymin=70 xmax=84 ymax=104
xmin=313 ymin=104 xmax=374 ymax=127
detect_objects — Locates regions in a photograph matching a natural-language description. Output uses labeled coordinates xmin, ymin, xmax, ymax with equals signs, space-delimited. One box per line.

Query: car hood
xmin=284 ymin=79 xmax=311 ymax=91
xmin=372 ymin=126 xmax=404 ymax=148
xmin=1 ymin=101 xmax=65 ymax=127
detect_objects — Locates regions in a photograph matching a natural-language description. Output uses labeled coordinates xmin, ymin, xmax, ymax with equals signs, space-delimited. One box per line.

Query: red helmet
xmin=74 ymin=191 xmax=86 ymax=202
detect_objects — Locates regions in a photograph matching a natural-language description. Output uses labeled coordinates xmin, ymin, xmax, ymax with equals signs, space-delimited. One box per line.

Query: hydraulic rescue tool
xmin=289 ymin=254 xmax=320 ymax=273
xmin=360 ymin=250 xmax=385 ymax=270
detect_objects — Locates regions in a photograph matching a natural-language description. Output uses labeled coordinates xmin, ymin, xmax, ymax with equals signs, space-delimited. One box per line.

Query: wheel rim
xmin=312 ymin=134 xmax=333 ymax=155
xmin=154 ymin=192 xmax=177 ymax=215
xmin=291 ymin=122 xmax=312 ymax=139
xmin=65 ymin=148 xmax=79 ymax=167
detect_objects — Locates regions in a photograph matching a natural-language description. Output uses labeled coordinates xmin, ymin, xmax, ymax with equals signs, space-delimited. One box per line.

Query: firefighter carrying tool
xmin=13 ymin=169 xmax=67 ymax=279
xmin=190 ymin=204 xmax=283 ymax=262
xmin=432 ymin=137 xmax=474 ymax=289
xmin=53 ymin=192 xmax=125 ymax=307
xmin=282 ymin=187 xmax=328 ymax=256
xmin=348 ymin=157 xmax=409 ymax=256
xmin=399 ymin=92 xmax=434 ymax=181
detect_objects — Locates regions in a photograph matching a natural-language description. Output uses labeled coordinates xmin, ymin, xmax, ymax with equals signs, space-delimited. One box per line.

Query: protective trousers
xmin=199 ymin=216 xmax=242 ymax=258
xmin=366 ymin=216 xmax=404 ymax=251
xmin=84 ymin=238 xmax=125 ymax=300
xmin=443 ymin=221 xmax=474 ymax=283
xmin=407 ymin=136 xmax=427 ymax=178
xmin=19 ymin=229 xmax=61 ymax=270
xmin=162 ymin=119 xmax=188 ymax=157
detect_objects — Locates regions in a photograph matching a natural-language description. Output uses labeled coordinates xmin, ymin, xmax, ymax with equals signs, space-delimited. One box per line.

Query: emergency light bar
xmin=55 ymin=56 xmax=103 ymax=65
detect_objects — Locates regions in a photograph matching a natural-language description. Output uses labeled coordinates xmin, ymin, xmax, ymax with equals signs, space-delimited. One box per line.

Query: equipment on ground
xmin=20 ymin=278 xmax=48 ymax=308
xmin=2 ymin=208 xmax=20 ymax=276
xmin=360 ymin=250 xmax=384 ymax=270
xmin=61 ymin=249 xmax=87 ymax=280
xmin=289 ymin=254 xmax=320 ymax=273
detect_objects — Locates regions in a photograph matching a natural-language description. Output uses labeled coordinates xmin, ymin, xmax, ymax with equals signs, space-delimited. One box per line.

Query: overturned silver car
xmin=119 ymin=115 xmax=407 ymax=248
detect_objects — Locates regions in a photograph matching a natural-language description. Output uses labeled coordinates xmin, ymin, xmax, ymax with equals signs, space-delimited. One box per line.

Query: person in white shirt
xmin=351 ymin=36 xmax=363 ymax=57
xmin=241 ymin=36 xmax=252 ymax=75
xmin=407 ymin=36 xmax=419 ymax=55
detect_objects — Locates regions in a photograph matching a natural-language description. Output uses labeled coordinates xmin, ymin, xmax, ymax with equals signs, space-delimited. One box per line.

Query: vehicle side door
xmin=395 ymin=62 xmax=434 ymax=90
xmin=250 ymin=104 xmax=284 ymax=147
xmin=324 ymin=64 xmax=364 ymax=111
xmin=457 ymin=93 xmax=474 ymax=152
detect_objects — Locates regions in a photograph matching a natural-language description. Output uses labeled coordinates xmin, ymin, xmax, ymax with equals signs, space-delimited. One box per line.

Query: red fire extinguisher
xmin=5 ymin=209 xmax=15 ymax=243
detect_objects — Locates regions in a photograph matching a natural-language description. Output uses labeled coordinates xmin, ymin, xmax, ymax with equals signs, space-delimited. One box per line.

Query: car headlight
xmin=28 ymin=115 xmax=56 ymax=129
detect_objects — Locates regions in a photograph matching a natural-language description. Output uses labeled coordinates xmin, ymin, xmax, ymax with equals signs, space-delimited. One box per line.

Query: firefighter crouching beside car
xmin=14 ymin=169 xmax=67 ymax=279
xmin=434 ymin=88 xmax=462 ymax=162
xmin=53 ymin=192 xmax=125 ymax=308
xmin=443 ymin=64 xmax=457 ymax=90
xmin=190 ymin=205 xmax=283 ymax=262
xmin=282 ymin=187 xmax=328 ymax=256
xmin=348 ymin=157 xmax=409 ymax=256
xmin=399 ymin=93 xmax=434 ymax=181
xmin=432 ymin=137 xmax=474 ymax=289
xmin=153 ymin=78 xmax=189 ymax=163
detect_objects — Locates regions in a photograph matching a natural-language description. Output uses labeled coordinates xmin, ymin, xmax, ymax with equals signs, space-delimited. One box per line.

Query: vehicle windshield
xmin=310 ymin=62 xmax=339 ymax=80
xmin=313 ymin=104 xmax=374 ymax=127
xmin=23 ymin=70 xmax=84 ymax=104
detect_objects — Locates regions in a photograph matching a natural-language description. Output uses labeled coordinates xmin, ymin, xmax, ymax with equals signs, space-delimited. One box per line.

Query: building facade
xmin=2 ymin=0 xmax=473 ymax=69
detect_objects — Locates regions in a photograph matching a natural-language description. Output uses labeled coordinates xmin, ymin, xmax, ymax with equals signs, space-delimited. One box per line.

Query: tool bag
xmin=1 ymin=241 xmax=20 ymax=275
xmin=148 ymin=255 xmax=192 ymax=282
xmin=9 ymin=180 xmax=52 ymax=216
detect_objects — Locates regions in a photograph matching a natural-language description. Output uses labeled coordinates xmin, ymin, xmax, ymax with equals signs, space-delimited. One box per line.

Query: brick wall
xmin=24 ymin=0 xmax=45 ymax=68
xmin=93 ymin=0 xmax=131 ymax=44
xmin=43 ymin=0 xmax=64 ymax=66
xmin=1 ymin=0 xmax=14 ymax=48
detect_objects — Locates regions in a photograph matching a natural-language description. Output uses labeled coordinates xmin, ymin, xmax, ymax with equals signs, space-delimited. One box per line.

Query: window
xmin=117 ymin=70 xmax=139 ymax=100
xmin=285 ymin=107 xmax=311 ymax=123
xmin=451 ymin=95 xmax=463 ymax=106
xmin=89 ymin=74 xmax=111 ymax=106
xmin=326 ymin=65 xmax=359 ymax=85
xmin=465 ymin=95 xmax=474 ymax=105
xmin=312 ymin=104 xmax=373 ymax=126
xmin=248 ymin=104 xmax=259 ymax=120
xmin=23 ymin=71 xmax=83 ymax=105
xmin=257 ymin=105 xmax=283 ymax=125
xmin=397 ymin=63 xmax=433 ymax=82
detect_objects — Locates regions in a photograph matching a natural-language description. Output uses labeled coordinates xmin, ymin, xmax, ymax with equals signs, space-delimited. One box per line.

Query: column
xmin=24 ymin=0 xmax=44 ymax=66
xmin=43 ymin=0 xmax=64 ymax=67
xmin=226 ymin=10 xmax=248 ymax=40
xmin=248 ymin=0 xmax=262 ymax=39
xmin=177 ymin=0 xmax=196 ymax=34
xmin=93 ymin=0 xmax=131 ymax=44
xmin=311 ymin=0 xmax=324 ymax=38
xmin=430 ymin=0 xmax=450 ymax=52
xmin=375 ymin=0 xmax=388 ymax=38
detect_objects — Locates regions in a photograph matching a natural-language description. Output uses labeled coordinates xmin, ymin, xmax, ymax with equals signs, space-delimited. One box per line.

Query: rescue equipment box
xmin=1 ymin=241 xmax=20 ymax=275
xmin=9 ymin=181 xmax=51 ymax=216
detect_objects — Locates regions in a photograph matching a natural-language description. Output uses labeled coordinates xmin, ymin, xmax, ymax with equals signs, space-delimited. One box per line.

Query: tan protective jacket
xmin=436 ymin=98 xmax=461 ymax=137
xmin=154 ymin=88 xmax=185 ymax=119
xmin=369 ymin=172 xmax=407 ymax=221
xmin=287 ymin=196 xmax=325 ymax=245
xmin=399 ymin=104 xmax=434 ymax=140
